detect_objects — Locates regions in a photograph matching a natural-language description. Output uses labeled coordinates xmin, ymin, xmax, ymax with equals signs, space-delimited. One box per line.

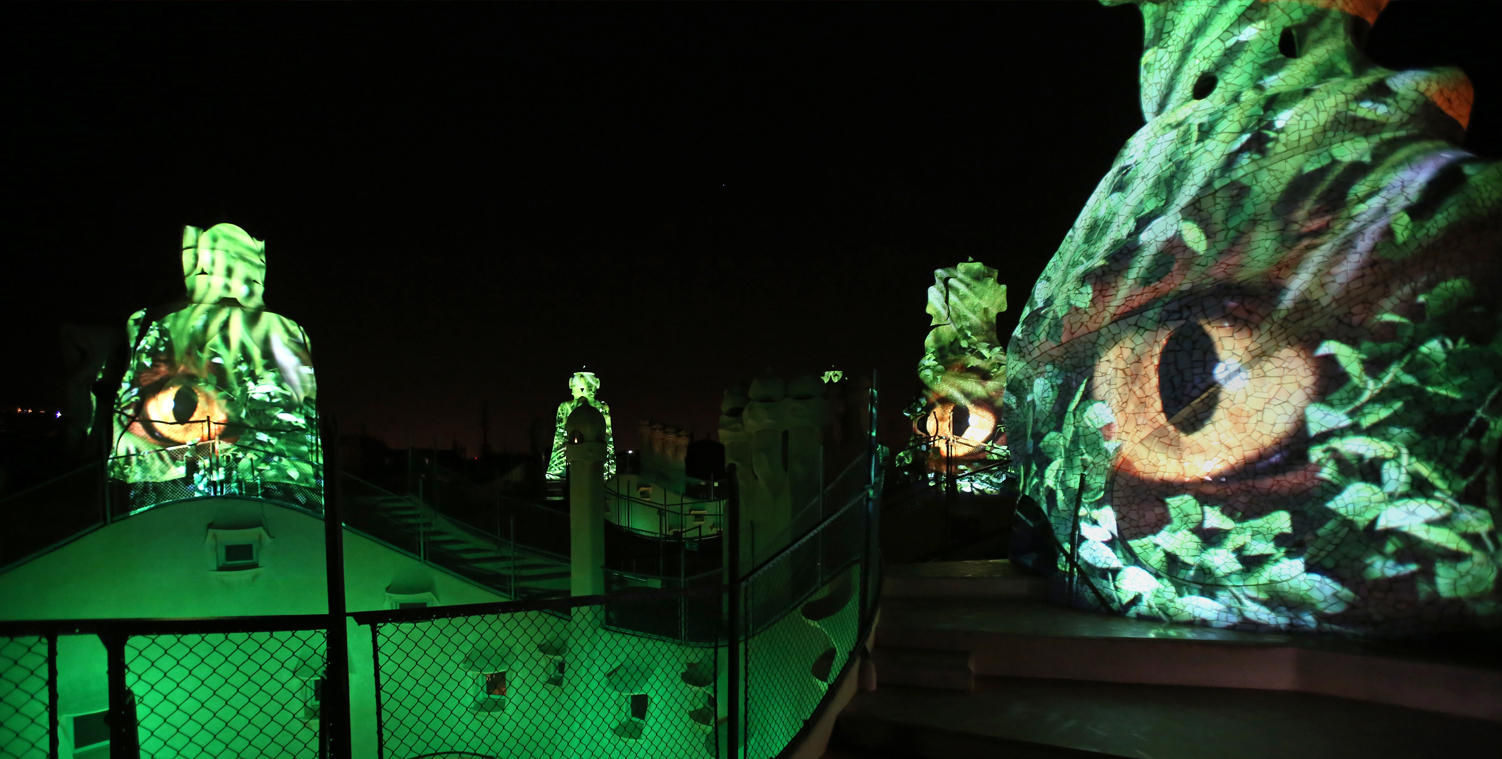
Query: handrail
xmin=742 ymin=450 xmax=872 ymax=565
xmin=1016 ymin=474 xmax=1117 ymax=614
xmin=342 ymin=471 xmax=572 ymax=568
xmin=348 ymin=583 xmax=727 ymax=627
xmin=0 ymin=461 xmax=101 ymax=505
xmin=743 ymin=488 xmax=866 ymax=584
xmin=603 ymin=485 xmax=724 ymax=510
xmin=0 ymin=613 xmax=334 ymax=637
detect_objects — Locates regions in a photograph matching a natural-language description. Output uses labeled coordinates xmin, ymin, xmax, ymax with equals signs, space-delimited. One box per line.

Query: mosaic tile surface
xmin=1006 ymin=0 xmax=1502 ymax=636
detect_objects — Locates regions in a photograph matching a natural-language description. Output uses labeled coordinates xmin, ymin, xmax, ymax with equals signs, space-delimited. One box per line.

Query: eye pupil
xmin=1159 ymin=322 xmax=1220 ymax=435
xmin=172 ymin=386 xmax=199 ymax=424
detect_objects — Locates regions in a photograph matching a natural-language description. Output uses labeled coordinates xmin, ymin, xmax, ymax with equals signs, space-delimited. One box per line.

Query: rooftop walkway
xmin=825 ymin=559 xmax=1502 ymax=759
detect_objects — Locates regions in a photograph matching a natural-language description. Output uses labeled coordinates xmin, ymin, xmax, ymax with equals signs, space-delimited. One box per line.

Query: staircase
xmin=827 ymin=560 xmax=1502 ymax=758
xmin=343 ymin=479 xmax=572 ymax=600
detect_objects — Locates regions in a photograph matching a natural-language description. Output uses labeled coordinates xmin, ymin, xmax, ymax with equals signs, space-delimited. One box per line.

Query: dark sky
xmin=3 ymin=1 xmax=1499 ymax=456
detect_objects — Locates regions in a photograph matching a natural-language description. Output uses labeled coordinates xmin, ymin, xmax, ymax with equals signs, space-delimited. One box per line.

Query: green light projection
xmin=904 ymin=261 xmax=1011 ymax=493
xmin=1006 ymin=0 xmax=1501 ymax=635
xmin=103 ymin=224 xmax=320 ymax=502
xmin=547 ymin=372 xmax=616 ymax=481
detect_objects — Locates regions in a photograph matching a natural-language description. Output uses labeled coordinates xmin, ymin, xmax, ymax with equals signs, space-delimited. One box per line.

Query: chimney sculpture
xmin=1006 ymin=0 xmax=1502 ymax=635
xmin=101 ymin=224 xmax=318 ymax=499
xmin=546 ymin=371 xmax=615 ymax=481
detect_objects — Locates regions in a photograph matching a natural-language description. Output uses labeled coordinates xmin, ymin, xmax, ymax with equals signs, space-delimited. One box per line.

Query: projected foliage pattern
xmin=905 ymin=261 xmax=1011 ymax=493
xmin=106 ymin=224 xmax=320 ymax=496
xmin=1007 ymin=0 xmax=1501 ymax=635
xmin=546 ymin=372 xmax=616 ymax=481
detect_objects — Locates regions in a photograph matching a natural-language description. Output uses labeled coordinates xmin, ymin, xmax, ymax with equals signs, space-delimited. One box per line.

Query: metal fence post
xmin=860 ymin=371 xmax=879 ymax=629
xmin=1069 ymin=471 xmax=1084 ymax=604
xmin=725 ymin=463 xmax=741 ymax=759
xmin=103 ymin=632 xmax=137 ymax=759
xmin=369 ymin=624 xmax=385 ymax=759
xmin=47 ymin=632 xmax=58 ymax=759
xmin=322 ymin=416 xmax=352 ymax=759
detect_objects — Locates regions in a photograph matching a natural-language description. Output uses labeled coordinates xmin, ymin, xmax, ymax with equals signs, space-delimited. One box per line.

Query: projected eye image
xmin=107 ymin=224 xmax=321 ymax=504
xmin=1006 ymin=0 xmax=1502 ymax=635
xmin=907 ymin=260 xmax=1012 ymax=493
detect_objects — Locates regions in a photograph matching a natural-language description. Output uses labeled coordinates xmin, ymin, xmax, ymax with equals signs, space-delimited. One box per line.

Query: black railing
xmin=1 ymin=380 xmax=883 ymax=759
xmin=0 ymin=469 xmax=880 ymax=759
xmin=340 ymin=473 xmax=573 ymax=602
xmin=1 ymin=614 xmax=335 ymax=759
xmin=603 ymin=485 xmax=724 ymax=539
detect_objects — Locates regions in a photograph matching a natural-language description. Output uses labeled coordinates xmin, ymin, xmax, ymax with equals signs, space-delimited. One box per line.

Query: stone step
xmin=882 ymin=560 xmax=1047 ymax=601
xmin=832 ymin=677 xmax=1502 ymax=759
xmin=874 ymin=596 xmax=1502 ymax=721
xmin=869 ymin=647 xmax=973 ymax=691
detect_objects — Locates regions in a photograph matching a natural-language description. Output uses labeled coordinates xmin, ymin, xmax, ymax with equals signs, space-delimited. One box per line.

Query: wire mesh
xmin=341 ymin=473 xmax=573 ymax=602
xmin=112 ymin=441 xmax=323 ymax=518
xmin=740 ymin=509 xmax=865 ymax=759
xmin=373 ymin=596 xmax=719 ymax=759
xmin=0 ymin=636 xmax=50 ymax=759
xmin=126 ymin=628 xmax=328 ymax=759
xmin=603 ymin=570 xmax=724 ymax=645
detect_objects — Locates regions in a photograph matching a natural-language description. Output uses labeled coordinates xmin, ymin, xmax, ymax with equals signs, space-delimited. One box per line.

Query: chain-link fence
xmin=0 ymin=635 xmax=53 ymax=759
xmin=360 ymin=591 xmax=721 ymax=759
xmin=604 ymin=486 xmax=725 ymax=540
xmin=127 ymin=628 xmax=328 ymax=758
xmin=342 ymin=473 xmax=573 ymax=603
xmin=1 ymin=618 xmax=333 ymax=759
xmin=603 ymin=568 xmax=724 ymax=645
xmin=2 ymin=387 xmax=882 ymax=759
xmin=111 ymin=438 xmax=323 ymax=519
xmin=739 ymin=497 xmax=867 ymax=759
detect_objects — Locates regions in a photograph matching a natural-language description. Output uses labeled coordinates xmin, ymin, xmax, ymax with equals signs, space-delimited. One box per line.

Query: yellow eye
xmin=1093 ymin=317 xmax=1319 ymax=483
xmin=923 ymin=401 xmax=998 ymax=458
xmin=141 ymin=383 xmax=228 ymax=445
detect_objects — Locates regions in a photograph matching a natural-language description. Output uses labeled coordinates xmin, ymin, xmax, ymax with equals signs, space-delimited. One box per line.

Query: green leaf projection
xmin=546 ymin=372 xmax=616 ymax=481
xmin=1006 ymin=0 xmax=1501 ymax=635
xmin=104 ymin=224 xmax=321 ymax=505
xmin=907 ymin=261 xmax=1012 ymax=493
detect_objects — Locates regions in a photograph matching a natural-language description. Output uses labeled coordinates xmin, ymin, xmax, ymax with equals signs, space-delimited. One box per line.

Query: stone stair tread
xmin=880 ymin=596 xmax=1296 ymax=645
xmin=880 ymin=597 xmax=1502 ymax=669
xmin=872 ymin=648 xmax=972 ymax=668
xmin=884 ymin=560 xmax=1032 ymax=581
xmin=883 ymin=560 xmax=1048 ymax=600
xmin=871 ymin=647 xmax=975 ymax=691
xmin=834 ymin=677 xmax=1502 ymax=759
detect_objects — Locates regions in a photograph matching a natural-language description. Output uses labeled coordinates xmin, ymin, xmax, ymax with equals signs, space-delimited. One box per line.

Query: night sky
xmin=4 ymin=1 xmax=1499 ymax=457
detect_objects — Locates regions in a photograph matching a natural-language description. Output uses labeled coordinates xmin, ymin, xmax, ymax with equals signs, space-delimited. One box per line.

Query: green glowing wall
xmin=0 ymin=497 xmax=511 ymax=759
xmin=1006 ymin=0 xmax=1501 ymax=635
xmin=102 ymin=224 xmax=320 ymax=496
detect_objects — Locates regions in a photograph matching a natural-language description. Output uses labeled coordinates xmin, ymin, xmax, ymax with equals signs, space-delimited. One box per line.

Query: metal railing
xmin=340 ymin=473 xmax=573 ymax=602
xmin=603 ymin=486 xmax=724 ymax=539
xmin=354 ymin=453 xmax=882 ymax=759
xmin=0 ymin=634 xmax=53 ymax=759
xmin=353 ymin=588 xmax=724 ymax=759
xmin=0 ymin=472 xmax=879 ymax=759
xmin=1 ymin=614 xmax=334 ymax=759
xmin=110 ymin=438 xmax=324 ymax=519
xmin=1 ymin=379 xmax=884 ymax=759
